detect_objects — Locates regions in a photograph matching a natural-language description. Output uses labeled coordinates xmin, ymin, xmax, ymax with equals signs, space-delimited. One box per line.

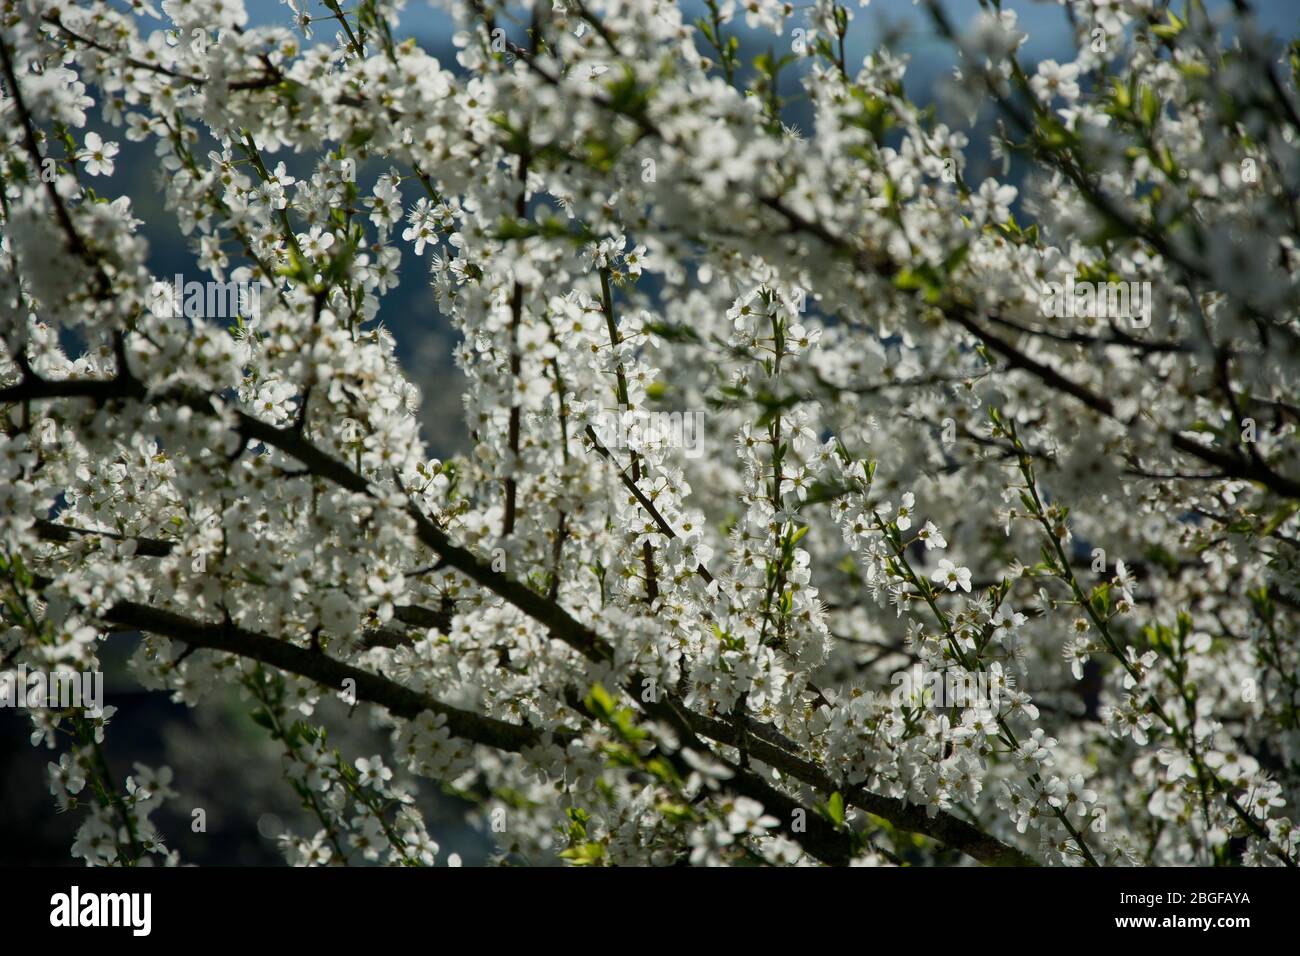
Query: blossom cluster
xmin=1 ymin=0 xmax=1298 ymax=867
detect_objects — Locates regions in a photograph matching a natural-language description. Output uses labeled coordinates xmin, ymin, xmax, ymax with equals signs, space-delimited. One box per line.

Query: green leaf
xmin=584 ymin=682 xmax=615 ymax=719
xmin=559 ymin=842 xmax=606 ymax=865
xmin=943 ymin=242 xmax=970 ymax=274
xmin=827 ymin=791 xmax=845 ymax=827
xmin=1261 ymin=502 xmax=1300 ymax=538
xmin=1140 ymin=85 xmax=1160 ymax=128
xmin=1151 ymin=10 xmax=1184 ymax=41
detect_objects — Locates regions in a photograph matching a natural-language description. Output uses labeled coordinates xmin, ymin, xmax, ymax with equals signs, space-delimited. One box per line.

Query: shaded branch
xmin=102 ymin=600 xmax=544 ymax=753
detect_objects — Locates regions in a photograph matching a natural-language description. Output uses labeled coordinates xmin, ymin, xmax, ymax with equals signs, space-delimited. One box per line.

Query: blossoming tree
xmin=2 ymin=0 xmax=1298 ymax=867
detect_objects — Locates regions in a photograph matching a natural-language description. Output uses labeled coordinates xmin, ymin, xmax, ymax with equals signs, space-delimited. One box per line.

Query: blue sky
xmin=246 ymin=0 xmax=1299 ymax=65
